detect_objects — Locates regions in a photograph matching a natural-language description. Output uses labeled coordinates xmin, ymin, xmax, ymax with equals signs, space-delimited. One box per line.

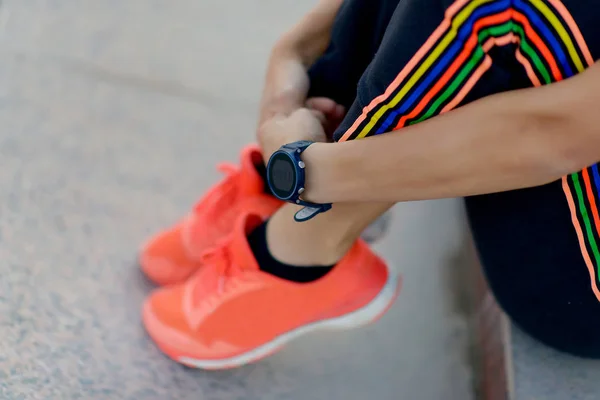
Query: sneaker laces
xmin=198 ymin=237 xmax=242 ymax=295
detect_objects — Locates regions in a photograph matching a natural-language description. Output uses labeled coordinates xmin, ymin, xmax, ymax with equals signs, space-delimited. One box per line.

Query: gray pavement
xmin=510 ymin=325 xmax=600 ymax=399
xmin=0 ymin=1 xmax=474 ymax=399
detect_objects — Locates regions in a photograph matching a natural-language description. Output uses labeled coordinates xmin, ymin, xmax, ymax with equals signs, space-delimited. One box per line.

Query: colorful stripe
xmin=338 ymin=0 xmax=600 ymax=300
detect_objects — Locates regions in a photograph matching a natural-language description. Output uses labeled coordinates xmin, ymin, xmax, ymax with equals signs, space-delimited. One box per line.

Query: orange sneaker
xmin=142 ymin=212 xmax=401 ymax=370
xmin=139 ymin=145 xmax=282 ymax=286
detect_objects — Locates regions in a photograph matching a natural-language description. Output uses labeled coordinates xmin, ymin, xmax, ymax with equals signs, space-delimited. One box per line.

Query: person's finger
xmin=333 ymin=104 xmax=346 ymax=120
xmin=307 ymin=98 xmax=346 ymax=131
xmin=309 ymin=109 xmax=327 ymax=124
xmin=315 ymin=103 xmax=346 ymax=138
xmin=289 ymin=107 xmax=326 ymax=124
xmin=306 ymin=97 xmax=339 ymax=115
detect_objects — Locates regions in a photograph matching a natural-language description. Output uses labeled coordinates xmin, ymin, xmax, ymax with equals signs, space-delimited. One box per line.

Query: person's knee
xmin=493 ymin=290 xmax=600 ymax=359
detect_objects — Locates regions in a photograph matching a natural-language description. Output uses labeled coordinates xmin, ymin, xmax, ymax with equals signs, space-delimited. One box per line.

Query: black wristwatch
xmin=266 ymin=141 xmax=332 ymax=222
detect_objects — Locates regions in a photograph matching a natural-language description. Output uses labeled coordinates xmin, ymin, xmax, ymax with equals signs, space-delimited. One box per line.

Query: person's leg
xmin=267 ymin=202 xmax=392 ymax=267
xmin=465 ymin=0 xmax=600 ymax=357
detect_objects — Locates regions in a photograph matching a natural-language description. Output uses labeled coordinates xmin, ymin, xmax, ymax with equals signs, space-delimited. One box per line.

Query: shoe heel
xmin=322 ymin=272 xmax=401 ymax=330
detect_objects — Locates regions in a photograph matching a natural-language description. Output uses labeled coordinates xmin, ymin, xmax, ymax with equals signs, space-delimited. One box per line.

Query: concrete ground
xmin=510 ymin=325 xmax=600 ymax=399
xmin=0 ymin=1 xmax=474 ymax=399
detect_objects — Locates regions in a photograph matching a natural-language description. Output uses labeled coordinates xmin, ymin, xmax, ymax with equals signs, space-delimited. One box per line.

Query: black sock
xmin=248 ymin=220 xmax=334 ymax=283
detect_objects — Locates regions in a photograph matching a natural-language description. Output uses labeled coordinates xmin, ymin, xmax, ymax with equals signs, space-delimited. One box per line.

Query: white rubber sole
xmin=178 ymin=267 xmax=401 ymax=370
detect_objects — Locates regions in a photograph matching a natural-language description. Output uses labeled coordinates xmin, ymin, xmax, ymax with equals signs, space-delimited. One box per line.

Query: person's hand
xmin=257 ymin=49 xmax=346 ymax=161
xmin=258 ymin=108 xmax=329 ymax=161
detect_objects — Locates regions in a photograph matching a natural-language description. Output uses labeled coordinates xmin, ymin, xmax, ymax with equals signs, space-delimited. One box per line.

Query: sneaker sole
xmin=151 ymin=266 xmax=402 ymax=370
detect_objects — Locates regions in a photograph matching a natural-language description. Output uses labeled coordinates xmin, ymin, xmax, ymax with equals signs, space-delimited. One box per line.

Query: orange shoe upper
xmin=140 ymin=145 xmax=282 ymax=285
xmin=143 ymin=213 xmax=392 ymax=361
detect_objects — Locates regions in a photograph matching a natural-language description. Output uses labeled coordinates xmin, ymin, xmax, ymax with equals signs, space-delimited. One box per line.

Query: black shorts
xmin=309 ymin=0 xmax=600 ymax=357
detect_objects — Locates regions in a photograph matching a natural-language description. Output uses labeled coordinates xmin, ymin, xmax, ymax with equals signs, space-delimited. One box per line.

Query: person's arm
xmin=302 ymin=62 xmax=600 ymax=203
xmin=258 ymin=0 xmax=344 ymax=126
xmin=275 ymin=0 xmax=344 ymax=66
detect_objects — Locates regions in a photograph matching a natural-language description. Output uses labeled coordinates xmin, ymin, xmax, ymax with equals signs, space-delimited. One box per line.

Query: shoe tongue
xmin=238 ymin=145 xmax=266 ymax=195
xmin=228 ymin=212 xmax=263 ymax=271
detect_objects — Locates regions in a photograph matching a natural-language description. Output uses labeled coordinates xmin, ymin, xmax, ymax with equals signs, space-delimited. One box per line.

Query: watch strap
xmin=281 ymin=140 xmax=314 ymax=153
xmin=294 ymin=201 xmax=332 ymax=222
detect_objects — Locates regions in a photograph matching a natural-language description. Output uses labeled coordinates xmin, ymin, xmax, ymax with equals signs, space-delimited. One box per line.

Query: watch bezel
xmin=266 ymin=150 xmax=304 ymax=201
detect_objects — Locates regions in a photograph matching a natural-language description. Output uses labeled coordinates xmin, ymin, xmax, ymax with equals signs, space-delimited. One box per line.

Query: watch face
xmin=268 ymin=153 xmax=296 ymax=199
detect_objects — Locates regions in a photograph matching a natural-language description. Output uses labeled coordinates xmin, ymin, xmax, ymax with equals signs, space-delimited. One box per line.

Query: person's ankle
xmin=249 ymin=221 xmax=335 ymax=281
xmin=267 ymin=231 xmax=349 ymax=266
xmin=265 ymin=208 xmax=354 ymax=266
